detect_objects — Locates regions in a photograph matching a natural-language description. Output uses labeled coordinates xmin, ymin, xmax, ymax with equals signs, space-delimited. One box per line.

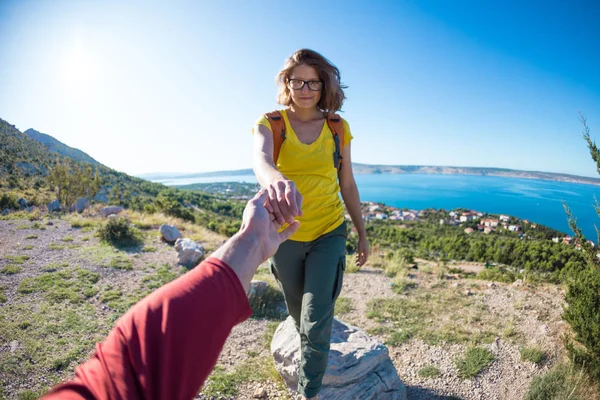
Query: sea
xmin=152 ymin=174 xmax=600 ymax=241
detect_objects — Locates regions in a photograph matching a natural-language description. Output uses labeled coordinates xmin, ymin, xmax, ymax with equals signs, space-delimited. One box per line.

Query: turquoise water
xmin=157 ymin=174 xmax=600 ymax=240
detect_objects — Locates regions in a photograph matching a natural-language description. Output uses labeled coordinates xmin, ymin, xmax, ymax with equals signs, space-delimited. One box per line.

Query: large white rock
xmin=100 ymin=206 xmax=124 ymax=217
xmin=175 ymin=238 xmax=204 ymax=268
xmin=160 ymin=224 xmax=182 ymax=243
xmin=271 ymin=317 xmax=407 ymax=400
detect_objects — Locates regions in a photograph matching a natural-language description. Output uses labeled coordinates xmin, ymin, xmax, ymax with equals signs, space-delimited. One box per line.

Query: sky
xmin=1 ymin=0 xmax=599 ymax=178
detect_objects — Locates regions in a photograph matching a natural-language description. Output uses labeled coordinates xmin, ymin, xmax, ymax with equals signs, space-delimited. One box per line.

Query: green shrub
xmin=477 ymin=266 xmax=516 ymax=283
xmin=521 ymin=346 xmax=546 ymax=365
xmin=525 ymin=362 xmax=593 ymax=400
xmin=418 ymin=365 xmax=441 ymax=378
xmin=2 ymin=265 xmax=23 ymax=274
xmin=455 ymin=347 xmax=494 ymax=379
xmin=0 ymin=192 xmax=18 ymax=209
xmin=386 ymin=330 xmax=413 ymax=346
xmin=97 ymin=217 xmax=141 ymax=247
xmin=562 ymin=117 xmax=600 ymax=383
xmin=248 ymin=284 xmax=286 ymax=320
xmin=334 ymin=297 xmax=352 ymax=315
xmin=563 ymin=265 xmax=600 ymax=381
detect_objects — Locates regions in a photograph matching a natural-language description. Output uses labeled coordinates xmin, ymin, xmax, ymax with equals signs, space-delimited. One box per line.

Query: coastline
xmin=139 ymin=164 xmax=600 ymax=187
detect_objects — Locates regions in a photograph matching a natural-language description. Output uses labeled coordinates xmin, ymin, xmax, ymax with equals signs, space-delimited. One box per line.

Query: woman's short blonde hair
xmin=276 ymin=49 xmax=347 ymax=113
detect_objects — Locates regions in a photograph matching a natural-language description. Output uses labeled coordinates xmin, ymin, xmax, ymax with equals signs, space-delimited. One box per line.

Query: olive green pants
xmin=270 ymin=222 xmax=347 ymax=398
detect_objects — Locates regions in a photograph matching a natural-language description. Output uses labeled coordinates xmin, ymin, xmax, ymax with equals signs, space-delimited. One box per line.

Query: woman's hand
xmin=264 ymin=179 xmax=303 ymax=225
xmin=356 ymin=236 xmax=369 ymax=267
xmin=239 ymin=189 xmax=300 ymax=263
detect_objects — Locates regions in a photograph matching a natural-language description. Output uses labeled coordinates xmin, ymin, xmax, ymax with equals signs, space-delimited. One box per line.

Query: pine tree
xmin=562 ymin=114 xmax=600 ymax=380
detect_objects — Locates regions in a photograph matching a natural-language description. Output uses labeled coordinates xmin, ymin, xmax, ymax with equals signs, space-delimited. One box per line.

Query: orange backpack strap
xmin=265 ymin=111 xmax=286 ymax=164
xmin=326 ymin=114 xmax=345 ymax=171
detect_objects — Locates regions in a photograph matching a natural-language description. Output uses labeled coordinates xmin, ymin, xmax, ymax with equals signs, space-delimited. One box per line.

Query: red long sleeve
xmin=43 ymin=257 xmax=252 ymax=400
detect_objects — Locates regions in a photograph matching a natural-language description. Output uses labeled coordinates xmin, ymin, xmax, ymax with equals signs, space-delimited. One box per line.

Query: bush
xmin=248 ymin=284 xmax=285 ymax=320
xmin=0 ymin=192 xmax=18 ymax=209
xmin=521 ymin=346 xmax=547 ymax=365
xmin=97 ymin=217 xmax=141 ymax=247
xmin=563 ymin=266 xmax=600 ymax=380
xmin=455 ymin=347 xmax=494 ymax=379
xmin=562 ymin=115 xmax=600 ymax=383
xmin=525 ymin=362 xmax=595 ymax=400
xmin=418 ymin=365 xmax=441 ymax=378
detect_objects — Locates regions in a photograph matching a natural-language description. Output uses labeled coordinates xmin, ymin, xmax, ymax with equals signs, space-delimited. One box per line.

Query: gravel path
xmin=0 ymin=217 xmax=571 ymax=400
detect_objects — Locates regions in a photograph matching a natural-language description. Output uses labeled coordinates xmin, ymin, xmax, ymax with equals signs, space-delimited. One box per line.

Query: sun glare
xmin=61 ymin=38 xmax=99 ymax=90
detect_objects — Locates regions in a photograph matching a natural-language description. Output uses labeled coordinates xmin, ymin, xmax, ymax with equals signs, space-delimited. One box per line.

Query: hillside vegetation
xmin=0 ymin=118 xmax=244 ymax=236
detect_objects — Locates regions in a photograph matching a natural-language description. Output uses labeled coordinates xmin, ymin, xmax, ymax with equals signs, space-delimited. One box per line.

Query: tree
xmin=562 ymin=114 xmax=600 ymax=381
xmin=48 ymin=161 xmax=101 ymax=210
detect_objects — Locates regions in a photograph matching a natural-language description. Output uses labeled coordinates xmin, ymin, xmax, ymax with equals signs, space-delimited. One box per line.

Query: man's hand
xmin=212 ymin=189 xmax=300 ymax=292
xmin=240 ymin=189 xmax=300 ymax=263
xmin=263 ymin=179 xmax=303 ymax=225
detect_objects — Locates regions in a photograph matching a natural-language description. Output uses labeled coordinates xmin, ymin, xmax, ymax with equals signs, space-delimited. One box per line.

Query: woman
xmin=252 ymin=49 xmax=368 ymax=400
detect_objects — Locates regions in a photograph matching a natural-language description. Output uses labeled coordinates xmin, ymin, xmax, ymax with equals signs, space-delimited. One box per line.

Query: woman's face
xmin=288 ymin=64 xmax=322 ymax=110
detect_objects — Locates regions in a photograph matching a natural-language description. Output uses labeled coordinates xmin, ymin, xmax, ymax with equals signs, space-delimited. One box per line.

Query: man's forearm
xmin=43 ymin=258 xmax=252 ymax=400
xmin=211 ymin=231 xmax=264 ymax=293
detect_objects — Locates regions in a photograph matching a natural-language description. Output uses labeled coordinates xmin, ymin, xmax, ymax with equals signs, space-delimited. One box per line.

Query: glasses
xmin=288 ymin=79 xmax=323 ymax=91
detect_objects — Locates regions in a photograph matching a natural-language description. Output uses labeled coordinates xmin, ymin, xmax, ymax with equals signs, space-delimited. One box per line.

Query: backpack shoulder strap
xmin=265 ymin=111 xmax=286 ymax=164
xmin=326 ymin=114 xmax=345 ymax=171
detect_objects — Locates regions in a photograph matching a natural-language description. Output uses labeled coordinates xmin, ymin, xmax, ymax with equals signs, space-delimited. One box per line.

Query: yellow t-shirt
xmin=253 ymin=109 xmax=353 ymax=242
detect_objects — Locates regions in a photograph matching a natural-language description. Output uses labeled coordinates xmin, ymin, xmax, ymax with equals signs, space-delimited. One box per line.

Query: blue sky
xmin=1 ymin=0 xmax=599 ymax=177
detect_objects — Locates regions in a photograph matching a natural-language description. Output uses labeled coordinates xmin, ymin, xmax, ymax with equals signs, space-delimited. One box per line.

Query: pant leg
xmin=298 ymin=222 xmax=347 ymax=398
xmin=270 ymin=239 xmax=306 ymax=330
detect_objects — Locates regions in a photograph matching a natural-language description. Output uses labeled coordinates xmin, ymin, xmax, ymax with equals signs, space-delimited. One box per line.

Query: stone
xmin=1 ymin=209 xmax=9 ymax=216
xmin=271 ymin=317 xmax=407 ymax=399
xmin=17 ymin=198 xmax=27 ymax=209
xmin=252 ymin=387 xmax=267 ymax=399
xmin=489 ymin=337 xmax=501 ymax=353
xmin=464 ymin=289 xmax=472 ymax=296
xmin=76 ymin=198 xmax=90 ymax=213
xmin=47 ymin=199 xmax=61 ymax=212
xmin=100 ymin=206 xmax=124 ymax=217
xmin=248 ymin=280 xmax=270 ymax=301
xmin=160 ymin=224 xmax=182 ymax=243
xmin=513 ymin=279 xmax=523 ymax=287
xmin=487 ymin=282 xmax=497 ymax=288
xmin=175 ymin=238 xmax=204 ymax=268
xmin=10 ymin=341 xmax=19 ymax=353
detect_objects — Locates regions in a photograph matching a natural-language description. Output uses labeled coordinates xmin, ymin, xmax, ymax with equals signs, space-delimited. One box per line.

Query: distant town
xmin=177 ymin=181 xmax=593 ymax=253
xmin=355 ymin=201 xmax=593 ymax=252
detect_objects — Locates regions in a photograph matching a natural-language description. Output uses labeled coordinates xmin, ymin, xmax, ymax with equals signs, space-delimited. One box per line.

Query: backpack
xmin=264 ymin=110 xmax=345 ymax=172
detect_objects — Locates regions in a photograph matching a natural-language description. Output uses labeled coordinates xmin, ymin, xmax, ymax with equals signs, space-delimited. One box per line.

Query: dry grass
xmin=126 ymin=211 xmax=226 ymax=251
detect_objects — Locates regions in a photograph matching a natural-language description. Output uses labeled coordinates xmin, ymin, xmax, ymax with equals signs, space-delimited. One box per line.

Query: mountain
xmin=1 ymin=118 xmax=162 ymax=203
xmin=24 ymin=128 xmax=99 ymax=165
xmin=0 ymin=117 xmax=244 ymax=235
xmin=0 ymin=118 xmax=63 ymax=178
xmin=350 ymin=163 xmax=600 ymax=186
xmin=139 ymin=164 xmax=600 ymax=187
